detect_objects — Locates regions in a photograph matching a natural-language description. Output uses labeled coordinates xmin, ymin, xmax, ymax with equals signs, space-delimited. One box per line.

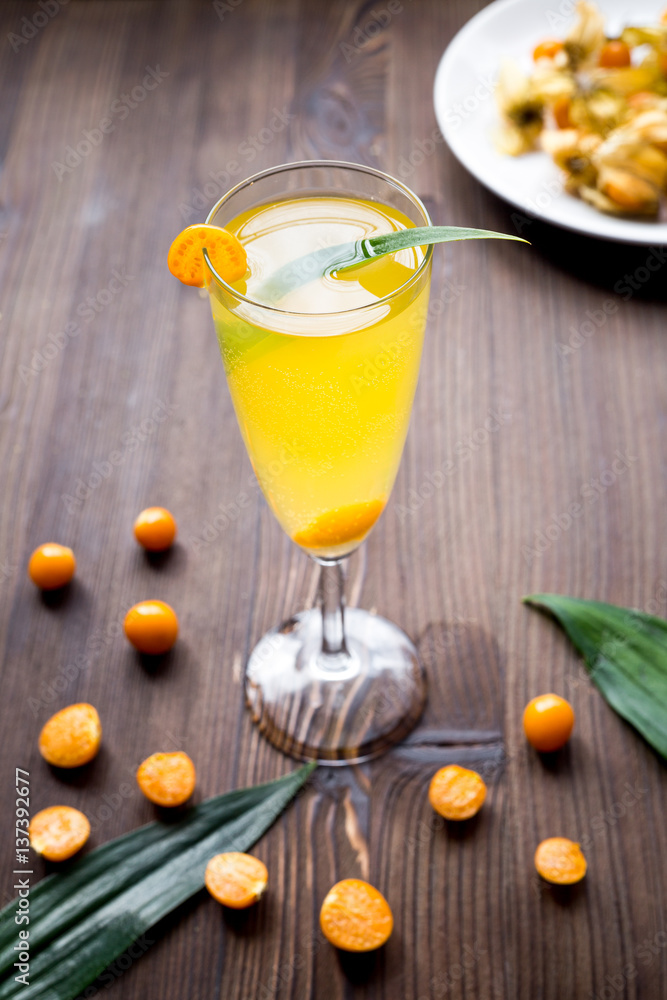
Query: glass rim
xmin=203 ymin=159 xmax=433 ymax=319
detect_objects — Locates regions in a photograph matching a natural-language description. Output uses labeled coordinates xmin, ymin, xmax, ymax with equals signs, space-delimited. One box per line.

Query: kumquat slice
xmin=168 ymin=224 xmax=247 ymax=287
xmin=205 ymin=852 xmax=269 ymax=909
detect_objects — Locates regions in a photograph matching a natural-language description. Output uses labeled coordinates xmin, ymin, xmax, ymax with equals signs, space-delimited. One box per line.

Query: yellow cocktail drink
xmin=208 ymin=195 xmax=430 ymax=559
xmin=202 ymin=160 xmax=433 ymax=763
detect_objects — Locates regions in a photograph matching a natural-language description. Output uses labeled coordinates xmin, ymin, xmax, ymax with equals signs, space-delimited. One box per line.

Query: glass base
xmin=245 ymin=607 xmax=426 ymax=764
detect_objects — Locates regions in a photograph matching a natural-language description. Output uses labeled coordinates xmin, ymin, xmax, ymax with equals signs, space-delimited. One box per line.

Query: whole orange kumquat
xmin=533 ymin=38 xmax=563 ymax=61
xmin=28 ymin=543 xmax=76 ymax=589
xmin=134 ymin=507 xmax=177 ymax=551
xmin=523 ymin=694 xmax=574 ymax=752
xmin=124 ymin=600 xmax=179 ymax=654
xmin=598 ymin=40 xmax=631 ymax=67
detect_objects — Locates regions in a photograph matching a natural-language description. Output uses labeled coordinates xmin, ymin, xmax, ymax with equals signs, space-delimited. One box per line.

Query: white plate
xmin=433 ymin=0 xmax=667 ymax=244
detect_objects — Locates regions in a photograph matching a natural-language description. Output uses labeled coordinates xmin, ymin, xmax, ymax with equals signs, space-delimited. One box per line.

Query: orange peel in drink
xmin=29 ymin=805 xmax=90 ymax=861
xmin=38 ymin=703 xmax=102 ymax=768
xmin=428 ymin=764 xmax=487 ymax=820
xmin=168 ymin=224 xmax=247 ymax=287
xmin=136 ymin=751 xmax=196 ymax=807
xmin=205 ymin=852 xmax=269 ymax=909
xmin=293 ymin=499 xmax=385 ymax=550
xmin=319 ymin=878 xmax=393 ymax=952
xmin=534 ymin=837 xmax=587 ymax=885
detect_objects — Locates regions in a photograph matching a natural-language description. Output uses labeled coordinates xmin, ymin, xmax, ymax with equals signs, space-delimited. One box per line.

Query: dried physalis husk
xmin=569 ymin=88 xmax=628 ymax=135
xmin=541 ymin=128 xmax=601 ymax=189
xmin=495 ymin=59 xmax=544 ymax=155
xmin=563 ymin=0 xmax=605 ymax=70
xmin=623 ymin=108 xmax=667 ymax=152
xmin=531 ymin=65 xmax=577 ymax=105
xmin=592 ymin=166 xmax=660 ymax=214
xmin=591 ymin=65 xmax=663 ymax=97
xmin=593 ymin=128 xmax=667 ymax=190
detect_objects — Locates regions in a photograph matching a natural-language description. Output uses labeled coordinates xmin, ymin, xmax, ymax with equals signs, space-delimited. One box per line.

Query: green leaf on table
xmin=250 ymin=225 xmax=528 ymax=304
xmin=524 ymin=593 xmax=667 ymax=759
xmin=0 ymin=763 xmax=315 ymax=1000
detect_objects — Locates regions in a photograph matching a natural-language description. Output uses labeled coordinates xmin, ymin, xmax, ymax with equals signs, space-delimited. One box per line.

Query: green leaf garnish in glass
xmin=252 ymin=225 xmax=528 ymax=305
xmin=524 ymin=593 xmax=667 ymax=759
xmin=0 ymin=764 xmax=315 ymax=1000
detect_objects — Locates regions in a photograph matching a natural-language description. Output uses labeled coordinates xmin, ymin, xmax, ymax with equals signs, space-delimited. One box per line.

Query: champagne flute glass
xmin=205 ymin=160 xmax=433 ymax=763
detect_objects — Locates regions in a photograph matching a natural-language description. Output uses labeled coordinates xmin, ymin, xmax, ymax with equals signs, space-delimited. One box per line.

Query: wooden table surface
xmin=1 ymin=1 xmax=666 ymax=998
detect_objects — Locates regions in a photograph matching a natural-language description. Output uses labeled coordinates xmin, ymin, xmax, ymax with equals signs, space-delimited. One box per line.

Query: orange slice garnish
xmin=168 ymin=224 xmax=247 ymax=287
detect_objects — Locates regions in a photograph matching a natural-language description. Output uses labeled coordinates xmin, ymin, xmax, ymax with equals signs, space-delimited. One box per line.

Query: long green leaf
xmin=0 ymin=764 xmax=315 ymax=1000
xmin=245 ymin=225 xmax=528 ymax=304
xmin=524 ymin=593 xmax=667 ymax=759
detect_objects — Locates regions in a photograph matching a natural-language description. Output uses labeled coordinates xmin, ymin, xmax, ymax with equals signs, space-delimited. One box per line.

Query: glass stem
xmin=317 ymin=559 xmax=348 ymax=660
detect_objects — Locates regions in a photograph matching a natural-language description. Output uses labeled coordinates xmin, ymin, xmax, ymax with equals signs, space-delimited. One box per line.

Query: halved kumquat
xmin=205 ymin=852 xmax=268 ymax=908
xmin=168 ymin=224 xmax=247 ymax=287
xmin=535 ymin=837 xmax=587 ymax=885
xmin=428 ymin=764 xmax=486 ymax=821
xmin=29 ymin=806 xmax=90 ymax=861
xmin=38 ymin=703 xmax=102 ymax=768
xmin=136 ymin=751 xmax=196 ymax=807
xmin=319 ymin=879 xmax=393 ymax=952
